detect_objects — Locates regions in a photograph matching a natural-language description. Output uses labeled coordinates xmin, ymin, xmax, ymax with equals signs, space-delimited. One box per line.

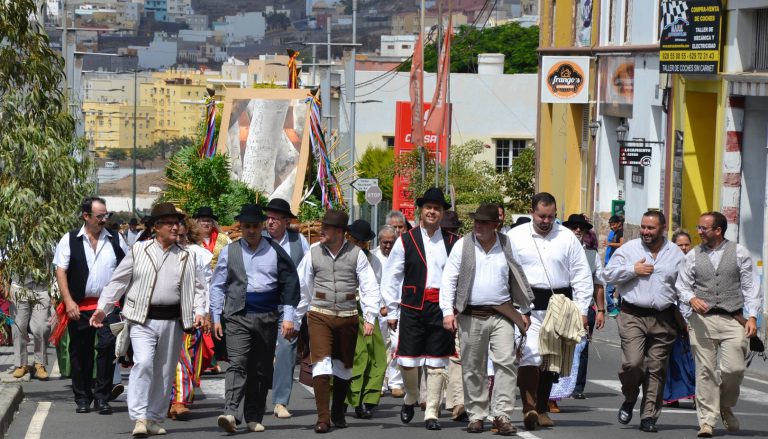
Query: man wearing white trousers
xmin=91 ymin=203 xmax=206 ymax=438
xmin=441 ymin=204 xmax=533 ymax=435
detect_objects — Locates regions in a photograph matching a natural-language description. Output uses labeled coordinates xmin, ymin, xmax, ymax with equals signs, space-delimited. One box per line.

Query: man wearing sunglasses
xmin=54 ymin=196 xmax=128 ymax=415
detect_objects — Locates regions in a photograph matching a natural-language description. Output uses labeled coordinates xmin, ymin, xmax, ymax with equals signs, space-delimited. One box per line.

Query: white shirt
xmin=53 ymin=226 xmax=129 ymax=298
xmin=188 ymin=244 xmax=213 ymax=310
xmin=126 ymin=229 xmax=141 ymax=246
xmin=505 ymin=223 xmax=593 ymax=315
xmin=440 ymin=235 xmax=530 ymax=316
xmin=381 ymin=227 xmax=449 ymax=321
xmin=295 ymin=241 xmax=381 ymax=325
xmin=269 ymin=230 xmax=310 ymax=262
xmin=676 ymin=240 xmax=762 ymax=319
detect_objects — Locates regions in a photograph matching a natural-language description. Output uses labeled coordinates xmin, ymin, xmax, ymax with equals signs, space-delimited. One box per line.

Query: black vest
xmin=66 ymin=229 xmax=126 ymax=303
xmin=400 ymin=227 xmax=456 ymax=310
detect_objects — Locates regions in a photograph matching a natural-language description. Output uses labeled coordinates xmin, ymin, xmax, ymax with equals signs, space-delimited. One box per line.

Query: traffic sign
xmin=365 ymin=185 xmax=383 ymax=205
xmin=352 ymin=178 xmax=378 ymax=192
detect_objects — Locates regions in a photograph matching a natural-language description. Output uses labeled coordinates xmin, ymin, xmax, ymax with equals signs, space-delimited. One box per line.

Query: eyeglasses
xmin=88 ymin=212 xmax=111 ymax=220
xmin=696 ymin=225 xmax=713 ymax=232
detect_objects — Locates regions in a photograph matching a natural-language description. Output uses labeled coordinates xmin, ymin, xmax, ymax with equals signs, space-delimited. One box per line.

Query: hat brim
xmin=468 ymin=213 xmax=500 ymax=222
xmin=236 ymin=214 xmax=266 ymax=223
xmin=193 ymin=214 xmax=218 ymax=220
xmin=562 ymin=220 xmax=593 ymax=230
xmin=151 ymin=212 xmax=186 ymax=223
xmin=265 ymin=206 xmax=297 ymax=219
xmin=321 ymin=219 xmax=348 ymax=229
xmin=416 ymin=198 xmax=452 ymax=210
xmin=350 ymin=230 xmax=376 ymax=241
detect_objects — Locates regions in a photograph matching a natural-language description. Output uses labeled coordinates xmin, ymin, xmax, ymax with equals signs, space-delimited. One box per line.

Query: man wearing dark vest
xmin=295 ymin=209 xmax=380 ymax=433
xmin=263 ymin=198 xmax=309 ymax=420
xmin=676 ymin=211 xmax=760 ymax=438
xmin=505 ymin=192 xmax=593 ymax=431
xmin=209 ymin=204 xmax=300 ymax=434
xmin=381 ymin=187 xmax=457 ymax=431
xmin=440 ymin=204 xmax=533 ymax=435
xmin=53 ymin=196 xmax=128 ymax=415
xmin=603 ymin=211 xmax=684 ymax=433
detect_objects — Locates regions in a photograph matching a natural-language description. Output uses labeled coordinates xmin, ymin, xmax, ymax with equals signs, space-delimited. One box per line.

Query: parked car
xmin=105 ymin=161 xmax=119 ymax=169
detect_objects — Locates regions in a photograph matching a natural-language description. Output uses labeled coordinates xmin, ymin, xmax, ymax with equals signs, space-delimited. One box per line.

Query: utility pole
xmin=132 ymin=70 xmax=138 ymax=215
xmin=349 ymin=0 xmax=358 ymax=220
xmin=419 ymin=0 xmax=426 ymax=184
xmin=435 ymin=0 xmax=443 ymax=188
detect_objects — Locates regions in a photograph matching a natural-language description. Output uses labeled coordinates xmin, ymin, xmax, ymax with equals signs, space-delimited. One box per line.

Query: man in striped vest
xmin=90 ymin=202 xmax=207 ymax=438
xmin=295 ymin=209 xmax=381 ymax=433
xmin=381 ymin=187 xmax=458 ymax=431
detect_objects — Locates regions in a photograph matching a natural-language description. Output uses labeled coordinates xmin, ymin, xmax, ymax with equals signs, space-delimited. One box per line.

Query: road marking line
xmin=50 ymin=358 xmax=60 ymax=379
xmin=744 ymin=375 xmax=768 ymax=386
xmin=590 ymin=379 xmax=768 ymax=406
xmin=517 ymin=431 xmax=543 ymax=439
xmin=591 ymin=407 xmax=763 ymax=417
xmin=200 ymin=377 xmax=225 ymax=399
xmin=24 ymin=401 xmax=52 ymax=439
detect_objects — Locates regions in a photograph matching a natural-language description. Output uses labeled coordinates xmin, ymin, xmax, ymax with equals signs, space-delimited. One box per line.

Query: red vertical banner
xmin=393 ymin=101 xmax=450 ymax=221
xmin=409 ymin=33 xmax=424 ymax=149
xmin=424 ymin=16 xmax=452 ymax=134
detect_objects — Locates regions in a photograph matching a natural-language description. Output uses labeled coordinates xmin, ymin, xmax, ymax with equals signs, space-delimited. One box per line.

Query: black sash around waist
xmin=706 ymin=307 xmax=741 ymax=316
xmin=146 ymin=304 xmax=181 ymax=320
xmin=531 ymin=286 xmax=573 ymax=311
xmin=621 ymin=301 xmax=673 ymax=317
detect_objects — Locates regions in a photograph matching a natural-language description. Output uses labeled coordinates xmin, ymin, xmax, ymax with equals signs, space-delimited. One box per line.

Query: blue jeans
xmin=272 ymin=318 xmax=297 ymax=405
xmin=606 ymin=284 xmax=621 ymax=313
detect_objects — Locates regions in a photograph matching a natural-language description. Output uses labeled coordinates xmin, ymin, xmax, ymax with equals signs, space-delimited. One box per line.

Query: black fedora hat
xmin=321 ymin=209 xmax=349 ymax=229
xmin=349 ymin=219 xmax=375 ymax=242
xmin=440 ymin=211 xmax=463 ymax=229
xmin=416 ymin=187 xmax=451 ymax=210
xmin=128 ymin=218 xmax=139 ymax=226
xmin=468 ymin=203 xmax=501 ymax=222
xmin=235 ymin=204 xmax=267 ymax=223
xmin=511 ymin=216 xmax=531 ymax=228
xmin=150 ymin=202 xmax=186 ymax=222
xmin=264 ymin=198 xmax=297 ymax=219
xmin=562 ymin=213 xmax=593 ymax=231
xmin=193 ymin=206 xmax=218 ymax=221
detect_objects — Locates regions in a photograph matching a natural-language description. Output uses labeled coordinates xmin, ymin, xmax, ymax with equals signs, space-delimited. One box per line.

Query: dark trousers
xmin=68 ymin=308 xmax=120 ymax=404
xmin=223 ymin=311 xmax=279 ymax=424
xmin=574 ymin=307 xmax=596 ymax=394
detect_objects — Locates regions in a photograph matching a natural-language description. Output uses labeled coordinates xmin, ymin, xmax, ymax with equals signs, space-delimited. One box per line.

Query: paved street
xmin=3 ymin=319 xmax=768 ymax=439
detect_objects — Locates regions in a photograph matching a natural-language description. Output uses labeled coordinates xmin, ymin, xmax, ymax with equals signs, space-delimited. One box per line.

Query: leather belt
xmin=147 ymin=304 xmax=181 ymax=320
xmin=309 ymin=305 xmax=358 ymax=318
xmin=621 ymin=301 xmax=672 ymax=317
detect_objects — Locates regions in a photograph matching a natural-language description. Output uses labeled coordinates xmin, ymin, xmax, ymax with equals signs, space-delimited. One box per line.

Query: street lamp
xmin=589 ymin=120 xmax=601 ymax=138
xmin=616 ymin=118 xmax=629 ymax=143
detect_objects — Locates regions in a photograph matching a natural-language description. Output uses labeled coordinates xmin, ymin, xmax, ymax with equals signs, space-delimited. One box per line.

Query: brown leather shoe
xmin=537 ymin=412 xmax=555 ymax=427
xmin=523 ymin=410 xmax=538 ymax=431
xmin=451 ymin=404 xmax=468 ymax=421
xmin=466 ymin=420 xmax=483 ymax=433
xmin=314 ymin=422 xmax=330 ymax=433
xmin=492 ymin=417 xmax=517 ymax=436
xmin=169 ymin=403 xmax=189 ymax=420
xmin=548 ymin=399 xmax=560 ymax=413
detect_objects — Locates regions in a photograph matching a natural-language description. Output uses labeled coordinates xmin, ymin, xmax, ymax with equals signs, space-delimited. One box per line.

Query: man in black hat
xmin=381 ymin=187 xmax=458 ymax=430
xmin=126 ymin=218 xmax=141 ymax=246
xmin=441 ymin=203 xmax=533 ymax=435
xmin=209 ymin=204 xmax=301 ymax=434
xmin=90 ymin=202 xmax=207 ymax=437
xmin=294 ymin=210 xmax=380 ymax=433
xmin=262 ymin=198 xmax=310 ymax=420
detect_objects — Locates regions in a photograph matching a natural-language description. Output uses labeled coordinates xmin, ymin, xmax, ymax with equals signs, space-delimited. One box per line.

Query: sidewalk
xmin=0 ymin=344 xmax=57 ymax=438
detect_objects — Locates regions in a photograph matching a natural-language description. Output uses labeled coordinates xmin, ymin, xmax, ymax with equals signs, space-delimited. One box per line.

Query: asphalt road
xmin=6 ymin=319 xmax=768 ymax=439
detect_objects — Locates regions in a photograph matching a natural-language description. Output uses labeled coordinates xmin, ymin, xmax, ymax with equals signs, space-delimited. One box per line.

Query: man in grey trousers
xmin=210 ymin=204 xmax=301 ymax=433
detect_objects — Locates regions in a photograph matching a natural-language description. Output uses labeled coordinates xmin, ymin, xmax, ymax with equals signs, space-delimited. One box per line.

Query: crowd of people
xmin=1 ymin=188 xmax=761 ymax=439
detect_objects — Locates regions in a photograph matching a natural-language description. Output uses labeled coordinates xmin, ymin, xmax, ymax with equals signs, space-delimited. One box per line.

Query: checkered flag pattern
xmin=660 ymin=0 xmax=689 ymax=31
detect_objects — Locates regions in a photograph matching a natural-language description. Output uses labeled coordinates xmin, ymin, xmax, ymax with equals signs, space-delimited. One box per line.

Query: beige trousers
xmin=688 ymin=313 xmax=749 ymax=428
xmin=445 ymin=332 xmax=464 ymax=410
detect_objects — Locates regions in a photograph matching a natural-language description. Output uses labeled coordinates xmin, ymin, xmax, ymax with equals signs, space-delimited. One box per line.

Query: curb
xmin=0 ymin=384 xmax=24 ymax=439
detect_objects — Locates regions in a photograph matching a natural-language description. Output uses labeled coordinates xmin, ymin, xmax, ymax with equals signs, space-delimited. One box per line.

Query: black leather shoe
xmin=331 ymin=413 xmax=347 ymax=429
xmin=572 ymin=392 xmax=586 ymax=400
xmin=400 ymin=404 xmax=415 ymax=424
xmin=639 ymin=418 xmax=658 ymax=433
xmin=425 ymin=419 xmax=442 ymax=430
xmin=354 ymin=405 xmax=373 ymax=419
xmin=95 ymin=400 xmax=113 ymax=415
xmin=75 ymin=401 xmax=90 ymax=414
xmin=618 ymin=401 xmax=635 ymax=425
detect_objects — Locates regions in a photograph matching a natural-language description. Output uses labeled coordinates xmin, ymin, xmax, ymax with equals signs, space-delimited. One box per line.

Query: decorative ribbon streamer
xmin=199 ymin=97 xmax=218 ymax=159
xmin=304 ymin=93 xmax=345 ymax=210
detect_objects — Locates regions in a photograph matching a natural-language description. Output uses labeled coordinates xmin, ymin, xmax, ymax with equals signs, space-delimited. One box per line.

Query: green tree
xmin=133 ymin=146 xmax=157 ymax=168
xmin=106 ymin=148 xmax=127 ymax=161
xmin=266 ymin=12 xmax=291 ymax=31
xmin=160 ymin=146 xmax=266 ymax=226
xmin=499 ymin=147 xmax=536 ymax=213
xmin=401 ymin=23 xmax=539 ymax=74
xmin=355 ymin=146 xmax=394 ymax=205
xmin=0 ymin=1 xmax=93 ymax=293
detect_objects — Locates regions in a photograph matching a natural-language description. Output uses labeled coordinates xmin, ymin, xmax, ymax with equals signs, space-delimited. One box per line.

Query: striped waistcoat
xmin=121 ymin=240 xmax=197 ymax=329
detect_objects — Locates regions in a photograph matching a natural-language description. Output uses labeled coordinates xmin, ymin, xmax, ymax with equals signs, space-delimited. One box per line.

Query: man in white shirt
xmin=294 ymin=209 xmax=380 ymax=433
xmin=263 ymin=198 xmax=310 ymax=420
xmin=441 ymin=204 xmax=533 ymax=435
xmin=676 ymin=211 xmax=761 ymax=438
xmin=53 ymin=196 xmax=128 ymax=415
xmin=125 ymin=218 xmax=141 ymax=246
xmin=506 ymin=192 xmax=593 ymax=431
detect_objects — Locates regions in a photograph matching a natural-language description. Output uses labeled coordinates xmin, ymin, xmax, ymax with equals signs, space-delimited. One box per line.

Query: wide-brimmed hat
xmin=440 ymin=211 xmax=463 ymax=229
xmin=128 ymin=218 xmax=139 ymax=226
xmin=150 ymin=202 xmax=186 ymax=222
xmin=562 ymin=213 xmax=593 ymax=231
xmin=264 ymin=198 xmax=297 ymax=219
xmin=608 ymin=215 xmax=624 ymax=224
xmin=193 ymin=206 xmax=218 ymax=220
xmin=416 ymin=187 xmax=451 ymax=210
xmin=511 ymin=216 xmax=531 ymax=228
xmin=468 ymin=203 xmax=501 ymax=222
xmin=348 ymin=219 xmax=375 ymax=242
xmin=235 ymin=204 xmax=267 ymax=223
xmin=321 ymin=209 xmax=349 ymax=229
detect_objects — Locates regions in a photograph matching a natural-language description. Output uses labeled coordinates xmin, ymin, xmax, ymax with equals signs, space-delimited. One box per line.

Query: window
xmin=608 ymin=0 xmax=617 ymax=44
xmin=495 ymin=139 xmax=527 ymax=172
xmin=623 ymin=0 xmax=633 ymax=44
xmin=755 ymin=8 xmax=768 ymax=71
xmin=383 ymin=136 xmax=395 ymax=148
xmin=401 ymin=44 xmax=410 ymax=49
